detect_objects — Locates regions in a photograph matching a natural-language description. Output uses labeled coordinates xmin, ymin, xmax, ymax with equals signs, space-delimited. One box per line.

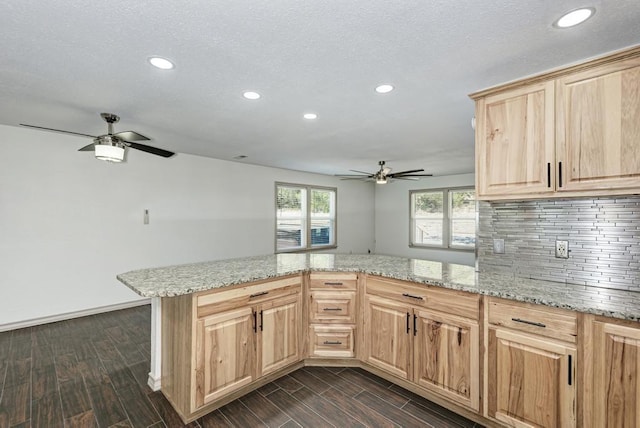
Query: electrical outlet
xmin=493 ymin=238 xmax=505 ymax=254
xmin=555 ymin=240 xmax=569 ymax=258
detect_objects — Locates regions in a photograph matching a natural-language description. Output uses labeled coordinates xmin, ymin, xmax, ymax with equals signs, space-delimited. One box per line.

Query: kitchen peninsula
xmin=117 ymin=254 xmax=640 ymax=426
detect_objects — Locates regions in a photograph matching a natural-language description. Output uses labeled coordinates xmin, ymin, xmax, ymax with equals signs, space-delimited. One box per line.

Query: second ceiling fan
xmin=336 ymin=161 xmax=432 ymax=184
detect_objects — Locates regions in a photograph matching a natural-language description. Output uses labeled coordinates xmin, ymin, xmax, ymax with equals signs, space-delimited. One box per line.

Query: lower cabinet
xmin=195 ymin=307 xmax=254 ymax=407
xmin=363 ymin=276 xmax=481 ymax=411
xmin=307 ymin=272 xmax=358 ymax=359
xmin=486 ymin=298 xmax=577 ymax=427
xmin=162 ymin=275 xmax=302 ymax=422
xmin=363 ymin=295 xmax=411 ymax=378
xmin=162 ymin=271 xmax=640 ymax=427
xmin=584 ymin=318 xmax=640 ymax=427
xmin=413 ymin=308 xmax=479 ymax=409
xmin=257 ymin=293 xmax=301 ymax=377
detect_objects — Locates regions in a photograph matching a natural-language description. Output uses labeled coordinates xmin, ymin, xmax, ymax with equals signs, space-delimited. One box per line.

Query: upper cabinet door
xmin=556 ymin=57 xmax=640 ymax=192
xmin=476 ymin=81 xmax=555 ymax=199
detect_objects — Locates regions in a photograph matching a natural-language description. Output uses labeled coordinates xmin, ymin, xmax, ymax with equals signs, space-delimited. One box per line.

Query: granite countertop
xmin=117 ymin=253 xmax=640 ymax=321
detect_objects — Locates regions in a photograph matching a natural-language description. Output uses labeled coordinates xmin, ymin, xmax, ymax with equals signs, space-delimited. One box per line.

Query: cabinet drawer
xmin=310 ymin=291 xmax=356 ymax=324
xmin=309 ymin=325 xmax=355 ymax=358
xmin=309 ymin=272 xmax=357 ymax=290
xmin=488 ymin=298 xmax=577 ymax=343
xmin=196 ymin=275 xmax=301 ymax=318
xmin=366 ymin=276 xmax=480 ymax=320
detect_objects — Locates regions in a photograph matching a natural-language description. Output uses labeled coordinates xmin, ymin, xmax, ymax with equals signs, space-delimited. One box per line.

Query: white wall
xmin=0 ymin=125 xmax=375 ymax=326
xmin=374 ymin=173 xmax=476 ymax=265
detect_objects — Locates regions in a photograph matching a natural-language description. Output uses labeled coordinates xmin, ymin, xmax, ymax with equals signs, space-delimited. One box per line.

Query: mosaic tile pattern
xmin=117 ymin=253 xmax=640 ymax=320
xmin=478 ymin=196 xmax=640 ymax=292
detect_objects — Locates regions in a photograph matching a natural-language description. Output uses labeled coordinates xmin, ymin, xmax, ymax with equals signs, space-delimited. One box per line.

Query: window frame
xmin=409 ymin=186 xmax=476 ymax=251
xmin=275 ymin=182 xmax=337 ymax=253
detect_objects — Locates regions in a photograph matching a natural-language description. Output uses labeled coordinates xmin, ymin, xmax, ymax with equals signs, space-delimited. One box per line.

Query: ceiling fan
xmin=336 ymin=160 xmax=433 ymax=184
xmin=20 ymin=113 xmax=175 ymax=162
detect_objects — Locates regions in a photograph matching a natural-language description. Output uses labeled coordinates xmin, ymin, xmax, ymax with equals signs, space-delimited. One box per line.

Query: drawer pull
xmin=250 ymin=291 xmax=269 ymax=298
xmin=402 ymin=293 xmax=424 ymax=301
xmin=324 ymin=282 xmax=344 ymax=286
xmin=322 ymin=307 xmax=342 ymax=311
xmin=323 ymin=341 xmax=343 ymax=345
xmin=511 ymin=317 xmax=546 ymax=328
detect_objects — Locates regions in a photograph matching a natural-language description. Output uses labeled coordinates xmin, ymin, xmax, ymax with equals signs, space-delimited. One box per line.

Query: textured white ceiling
xmin=1 ymin=1 xmax=639 ymax=176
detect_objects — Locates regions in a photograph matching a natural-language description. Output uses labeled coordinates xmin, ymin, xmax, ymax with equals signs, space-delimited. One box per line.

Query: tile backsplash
xmin=478 ymin=196 xmax=640 ymax=291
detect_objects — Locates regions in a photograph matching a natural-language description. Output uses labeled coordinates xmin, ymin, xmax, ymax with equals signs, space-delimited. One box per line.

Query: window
xmin=276 ymin=183 xmax=336 ymax=252
xmin=410 ymin=187 xmax=476 ymax=250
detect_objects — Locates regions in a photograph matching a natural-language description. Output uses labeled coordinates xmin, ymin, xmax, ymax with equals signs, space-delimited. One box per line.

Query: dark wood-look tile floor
xmin=0 ymin=305 xmax=483 ymax=428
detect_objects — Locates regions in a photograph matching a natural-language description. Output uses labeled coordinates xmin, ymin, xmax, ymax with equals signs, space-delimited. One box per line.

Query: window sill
xmin=276 ymin=245 xmax=338 ymax=254
xmin=409 ymin=244 xmax=474 ymax=253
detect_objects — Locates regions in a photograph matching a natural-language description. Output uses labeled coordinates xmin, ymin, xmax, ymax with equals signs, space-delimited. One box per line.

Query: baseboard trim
xmin=0 ymin=299 xmax=151 ymax=332
xmin=148 ymin=372 xmax=162 ymax=391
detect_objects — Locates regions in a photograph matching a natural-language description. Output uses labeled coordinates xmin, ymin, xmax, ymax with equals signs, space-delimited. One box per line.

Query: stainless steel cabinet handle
xmin=250 ymin=291 xmax=269 ymax=298
xmin=511 ymin=317 xmax=546 ymax=328
xmin=324 ymin=282 xmax=344 ymax=286
xmin=558 ymin=162 xmax=563 ymax=188
xmin=323 ymin=341 xmax=342 ymax=345
xmin=322 ymin=307 xmax=342 ymax=311
xmin=406 ymin=312 xmax=410 ymax=334
xmin=402 ymin=293 xmax=424 ymax=301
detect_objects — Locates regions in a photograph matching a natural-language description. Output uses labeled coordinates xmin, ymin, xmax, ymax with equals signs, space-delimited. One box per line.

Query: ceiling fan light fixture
xmin=148 ymin=56 xmax=175 ymax=70
xmin=95 ymin=141 xmax=125 ymax=163
xmin=554 ymin=7 xmax=595 ymax=28
xmin=376 ymin=176 xmax=388 ymax=184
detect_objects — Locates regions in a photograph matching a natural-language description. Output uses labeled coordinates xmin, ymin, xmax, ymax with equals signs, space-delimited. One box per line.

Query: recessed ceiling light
xmin=303 ymin=113 xmax=317 ymax=120
xmin=554 ymin=7 xmax=595 ymax=28
xmin=243 ymin=91 xmax=261 ymax=100
xmin=375 ymin=84 xmax=394 ymax=94
xmin=148 ymin=56 xmax=175 ymax=70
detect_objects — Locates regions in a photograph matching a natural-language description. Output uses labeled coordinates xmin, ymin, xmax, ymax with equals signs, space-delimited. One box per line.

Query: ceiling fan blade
xmin=339 ymin=177 xmax=371 ymax=181
xmin=393 ymin=177 xmax=420 ymax=181
xmin=335 ymin=174 xmax=371 ymax=177
xmin=392 ymin=173 xmax=433 ymax=177
xmin=20 ymin=124 xmax=97 ymax=139
xmin=382 ymin=167 xmax=392 ymax=174
xmin=127 ymin=142 xmax=175 ymax=158
xmin=389 ymin=169 xmax=424 ymax=176
xmin=349 ymin=169 xmax=375 ymax=175
xmin=114 ymin=130 xmax=150 ymax=141
xmin=78 ymin=143 xmax=96 ymax=152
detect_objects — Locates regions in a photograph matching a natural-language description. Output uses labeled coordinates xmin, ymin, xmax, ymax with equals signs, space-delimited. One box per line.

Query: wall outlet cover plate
xmin=555 ymin=240 xmax=569 ymax=258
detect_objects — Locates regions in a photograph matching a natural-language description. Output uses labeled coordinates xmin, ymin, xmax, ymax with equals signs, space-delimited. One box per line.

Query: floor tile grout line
xmin=272 ymin=386 xmax=338 ymax=428
xmin=318 ymin=385 xmax=400 ymax=428
xmin=342 ymin=370 xmax=410 ymax=410
xmin=229 ymin=394 xmax=269 ymax=427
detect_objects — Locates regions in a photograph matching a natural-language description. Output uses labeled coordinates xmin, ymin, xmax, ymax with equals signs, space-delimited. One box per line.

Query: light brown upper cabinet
xmin=475 ymin=81 xmax=555 ymax=198
xmin=556 ymin=56 xmax=640 ymax=192
xmin=472 ymin=46 xmax=640 ymax=200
